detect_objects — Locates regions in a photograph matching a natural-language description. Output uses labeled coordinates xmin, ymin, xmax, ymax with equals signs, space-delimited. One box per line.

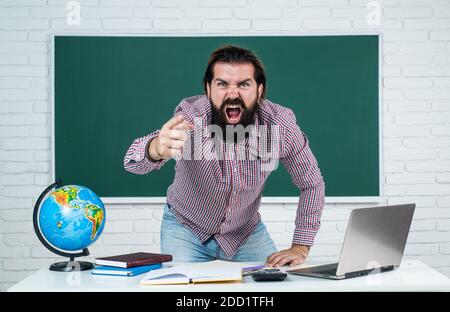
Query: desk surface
xmin=8 ymin=260 xmax=450 ymax=292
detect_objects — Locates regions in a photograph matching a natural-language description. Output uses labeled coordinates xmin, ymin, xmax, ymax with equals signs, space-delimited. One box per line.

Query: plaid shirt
xmin=124 ymin=95 xmax=325 ymax=259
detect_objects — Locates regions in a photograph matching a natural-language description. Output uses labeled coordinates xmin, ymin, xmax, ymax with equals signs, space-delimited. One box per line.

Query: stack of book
xmin=92 ymin=252 xmax=172 ymax=277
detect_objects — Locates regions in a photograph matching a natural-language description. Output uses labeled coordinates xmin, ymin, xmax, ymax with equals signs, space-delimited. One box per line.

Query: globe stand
xmin=33 ymin=180 xmax=95 ymax=272
xmin=50 ymin=257 xmax=94 ymax=272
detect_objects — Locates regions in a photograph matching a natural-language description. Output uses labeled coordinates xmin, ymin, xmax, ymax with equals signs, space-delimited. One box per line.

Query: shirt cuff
xmin=133 ymin=130 xmax=167 ymax=171
xmin=145 ymin=136 xmax=162 ymax=163
xmin=292 ymin=227 xmax=318 ymax=247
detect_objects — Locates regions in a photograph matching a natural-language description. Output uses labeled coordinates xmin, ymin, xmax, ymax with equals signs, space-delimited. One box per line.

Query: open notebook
xmin=140 ymin=260 xmax=243 ymax=285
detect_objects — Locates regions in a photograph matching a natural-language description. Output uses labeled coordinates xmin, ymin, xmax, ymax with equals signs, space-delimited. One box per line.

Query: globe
xmin=39 ymin=185 xmax=105 ymax=251
xmin=33 ymin=182 xmax=106 ymax=271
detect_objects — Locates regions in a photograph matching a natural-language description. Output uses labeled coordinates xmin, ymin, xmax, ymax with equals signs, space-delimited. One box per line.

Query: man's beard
xmin=210 ymin=96 xmax=259 ymax=144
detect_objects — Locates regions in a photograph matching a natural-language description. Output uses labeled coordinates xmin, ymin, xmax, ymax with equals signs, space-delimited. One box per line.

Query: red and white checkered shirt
xmin=124 ymin=95 xmax=325 ymax=259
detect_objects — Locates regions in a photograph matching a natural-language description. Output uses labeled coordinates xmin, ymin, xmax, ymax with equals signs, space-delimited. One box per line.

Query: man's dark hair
xmin=202 ymin=44 xmax=267 ymax=99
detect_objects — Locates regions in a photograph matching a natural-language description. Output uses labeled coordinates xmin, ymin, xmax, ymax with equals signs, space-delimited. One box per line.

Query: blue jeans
xmin=160 ymin=203 xmax=277 ymax=262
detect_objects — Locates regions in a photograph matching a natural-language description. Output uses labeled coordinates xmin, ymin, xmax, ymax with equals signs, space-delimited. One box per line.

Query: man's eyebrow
xmin=213 ymin=78 xmax=228 ymax=83
xmin=213 ymin=78 xmax=253 ymax=84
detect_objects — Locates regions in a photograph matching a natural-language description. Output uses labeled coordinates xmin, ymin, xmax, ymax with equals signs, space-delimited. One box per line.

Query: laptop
xmin=287 ymin=203 xmax=415 ymax=280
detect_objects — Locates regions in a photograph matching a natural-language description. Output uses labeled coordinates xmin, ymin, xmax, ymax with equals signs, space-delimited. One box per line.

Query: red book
xmin=95 ymin=252 xmax=173 ymax=268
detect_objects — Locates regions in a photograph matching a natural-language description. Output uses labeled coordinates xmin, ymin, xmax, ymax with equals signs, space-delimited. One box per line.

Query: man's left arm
xmin=266 ymin=110 xmax=325 ymax=267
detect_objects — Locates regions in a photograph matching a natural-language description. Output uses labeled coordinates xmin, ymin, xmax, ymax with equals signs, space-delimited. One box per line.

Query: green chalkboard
xmin=54 ymin=35 xmax=379 ymax=198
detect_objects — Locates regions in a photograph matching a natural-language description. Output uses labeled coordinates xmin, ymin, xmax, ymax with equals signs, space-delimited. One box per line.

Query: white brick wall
xmin=1 ymin=0 xmax=450 ymax=291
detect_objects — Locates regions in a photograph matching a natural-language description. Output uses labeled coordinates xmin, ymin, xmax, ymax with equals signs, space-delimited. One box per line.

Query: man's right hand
xmin=148 ymin=114 xmax=194 ymax=161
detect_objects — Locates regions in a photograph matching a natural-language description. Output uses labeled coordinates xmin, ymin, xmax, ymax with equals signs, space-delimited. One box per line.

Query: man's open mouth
xmin=225 ymin=105 xmax=242 ymax=124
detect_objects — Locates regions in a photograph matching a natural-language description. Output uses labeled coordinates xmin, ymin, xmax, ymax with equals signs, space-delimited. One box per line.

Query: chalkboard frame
xmin=51 ymin=33 xmax=383 ymax=204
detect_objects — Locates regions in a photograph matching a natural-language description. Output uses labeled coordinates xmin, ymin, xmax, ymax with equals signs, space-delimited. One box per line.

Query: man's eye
xmin=217 ymin=82 xmax=225 ymax=86
xmin=240 ymin=82 xmax=250 ymax=88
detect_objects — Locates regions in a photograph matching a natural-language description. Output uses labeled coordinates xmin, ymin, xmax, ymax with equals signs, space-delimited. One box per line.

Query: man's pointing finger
xmin=164 ymin=114 xmax=185 ymax=130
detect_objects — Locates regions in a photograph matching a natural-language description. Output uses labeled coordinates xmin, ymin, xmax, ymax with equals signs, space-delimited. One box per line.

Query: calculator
xmin=251 ymin=270 xmax=287 ymax=282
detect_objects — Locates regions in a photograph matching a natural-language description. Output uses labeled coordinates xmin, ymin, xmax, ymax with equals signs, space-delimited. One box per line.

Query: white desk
xmin=7 ymin=260 xmax=450 ymax=292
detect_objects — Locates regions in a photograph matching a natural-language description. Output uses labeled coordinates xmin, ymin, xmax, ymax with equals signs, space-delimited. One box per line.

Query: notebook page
xmin=187 ymin=260 xmax=242 ymax=280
